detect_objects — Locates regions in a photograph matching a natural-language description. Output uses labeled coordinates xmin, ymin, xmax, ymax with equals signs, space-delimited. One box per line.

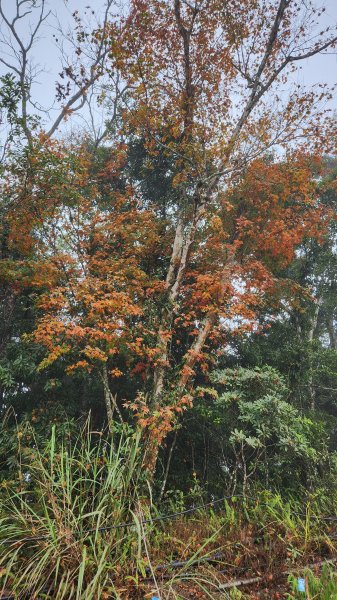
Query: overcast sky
xmin=0 ymin=0 xmax=337 ymax=137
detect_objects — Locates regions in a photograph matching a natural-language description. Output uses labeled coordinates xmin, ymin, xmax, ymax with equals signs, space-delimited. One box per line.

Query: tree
xmin=0 ymin=0 xmax=129 ymax=424
xmin=2 ymin=0 xmax=337 ymax=479
xmin=108 ymin=0 xmax=337 ymax=474
xmin=19 ymin=145 xmax=328 ymax=471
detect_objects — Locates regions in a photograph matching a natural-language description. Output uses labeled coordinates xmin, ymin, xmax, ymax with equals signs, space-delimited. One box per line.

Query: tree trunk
xmin=307 ymin=296 xmax=322 ymax=410
xmin=152 ymin=201 xmax=204 ymax=403
xmin=100 ymin=364 xmax=124 ymax=433
xmin=143 ymin=435 xmax=161 ymax=480
xmin=101 ymin=364 xmax=114 ymax=433
xmin=145 ymin=254 xmax=236 ymax=480
xmin=327 ymin=315 xmax=336 ymax=350
xmin=159 ymin=430 xmax=178 ymax=502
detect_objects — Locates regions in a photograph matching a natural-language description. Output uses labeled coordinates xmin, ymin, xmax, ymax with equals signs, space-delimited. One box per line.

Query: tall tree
xmin=2 ymin=0 xmax=337 ymax=478
xmin=112 ymin=0 xmax=337 ymax=473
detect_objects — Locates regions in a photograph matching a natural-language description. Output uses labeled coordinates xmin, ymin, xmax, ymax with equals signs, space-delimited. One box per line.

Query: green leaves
xmin=194 ymin=366 xmax=332 ymax=492
xmin=0 ymin=364 xmax=14 ymax=389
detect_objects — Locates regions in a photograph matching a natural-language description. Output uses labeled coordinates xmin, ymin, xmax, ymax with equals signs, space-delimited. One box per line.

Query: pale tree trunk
xmin=178 ymin=254 xmax=236 ymax=389
xmin=152 ymin=207 xmax=203 ymax=402
xmin=101 ymin=364 xmax=114 ymax=433
xmin=307 ymin=296 xmax=322 ymax=411
xmin=145 ymin=253 xmax=236 ymax=478
xmin=100 ymin=363 xmax=123 ymax=433
xmin=327 ymin=315 xmax=336 ymax=350
xmin=145 ymin=201 xmax=205 ymax=477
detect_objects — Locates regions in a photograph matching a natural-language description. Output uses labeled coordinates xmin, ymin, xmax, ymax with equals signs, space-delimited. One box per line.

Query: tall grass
xmin=0 ymin=423 xmax=148 ymax=599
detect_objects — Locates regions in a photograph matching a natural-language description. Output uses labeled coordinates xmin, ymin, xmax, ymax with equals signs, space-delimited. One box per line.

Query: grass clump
xmin=0 ymin=423 xmax=147 ymax=599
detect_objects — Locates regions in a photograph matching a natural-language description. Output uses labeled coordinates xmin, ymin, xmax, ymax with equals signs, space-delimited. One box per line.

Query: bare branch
xmin=0 ymin=0 xmax=116 ymax=142
xmin=0 ymin=0 xmax=51 ymax=142
xmin=45 ymin=0 xmax=115 ymax=139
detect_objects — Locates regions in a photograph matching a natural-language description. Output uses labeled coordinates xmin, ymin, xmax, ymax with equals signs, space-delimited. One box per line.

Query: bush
xmin=184 ymin=366 xmax=334 ymax=495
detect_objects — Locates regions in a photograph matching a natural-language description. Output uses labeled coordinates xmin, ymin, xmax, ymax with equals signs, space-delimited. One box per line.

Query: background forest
xmin=1 ymin=0 xmax=337 ymax=598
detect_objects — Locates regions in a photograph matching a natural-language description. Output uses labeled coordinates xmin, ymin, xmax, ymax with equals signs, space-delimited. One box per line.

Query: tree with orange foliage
xmin=110 ymin=0 xmax=336 ymax=474
xmin=2 ymin=0 xmax=337 ymax=478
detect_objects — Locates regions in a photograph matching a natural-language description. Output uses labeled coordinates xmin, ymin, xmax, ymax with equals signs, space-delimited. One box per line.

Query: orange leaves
xmin=66 ymin=361 xmax=91 ymax=374
xmin=160 ymin=156 xmax=327 ymax=377
xmin=229 ymin=156 xmax=324 ymax=265
xmin=38 ymin=344 xmax=71 ymax=370
xmin=109 ymin=367 xmax=123 ymax=378
xmin=83 ymin=346 xmax=108 ymax=363
xmin=180 ymin=364 xmax=196 ymax=379
xmin=25 ymin=145 xmax=167 ymax=379
xmin=125 ymin=392 xmax=193 ymax=445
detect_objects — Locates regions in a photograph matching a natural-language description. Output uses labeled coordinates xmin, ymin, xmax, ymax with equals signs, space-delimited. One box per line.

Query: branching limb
xmin=0 ymin=0 xmax=50 ymax=141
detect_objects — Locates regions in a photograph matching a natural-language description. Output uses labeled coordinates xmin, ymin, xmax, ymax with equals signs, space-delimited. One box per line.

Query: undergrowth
xmin=1 ymin=425 xmax=337 ymax=599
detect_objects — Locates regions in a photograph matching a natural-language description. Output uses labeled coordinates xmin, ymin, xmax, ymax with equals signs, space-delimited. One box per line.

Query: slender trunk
xmin=101 ymin=364 xmax=114 ymax=433
xmin=146 ymin=210 xmax=209 ymax=479
xmin=143 ymin=436 xmax=161 ymax=481
xmin=146 ymin=254 xmax=236 ymax=479
xmin=308 ymin=374 xmax=316 ymax=411
xmin=179 ymin=254 xmax=236 ymax=389
xmin=159 ymin=430 xmax=178 ymax=502
xmin=307 ymin=296 xmax=322 ymax=411
xmin=327 ymin=315 xmax=336 ymax=350
xmin=100 ymin=364 xmax=124 ymax=432
xmin=179 ymin=312 xmax=217 ymax=388
xmin=152 ymin=202 xmax=203 ymax=402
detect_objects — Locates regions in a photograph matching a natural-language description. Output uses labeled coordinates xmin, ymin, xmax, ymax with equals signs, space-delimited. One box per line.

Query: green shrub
xmin=189 ymin=366 xmax=333 ymax=494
